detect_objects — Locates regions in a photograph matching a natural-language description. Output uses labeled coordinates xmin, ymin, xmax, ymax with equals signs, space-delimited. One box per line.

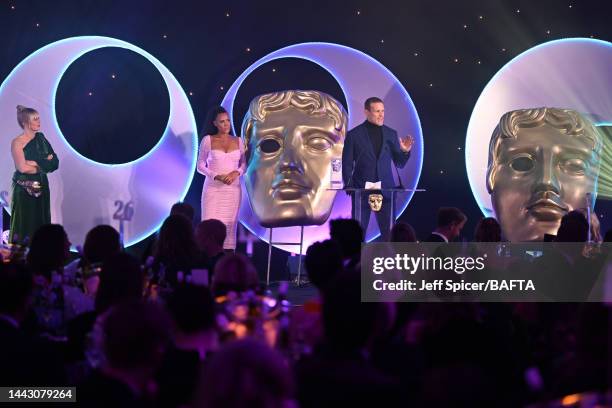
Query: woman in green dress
xmin=9 ymin=105 xmax=59 ymax=244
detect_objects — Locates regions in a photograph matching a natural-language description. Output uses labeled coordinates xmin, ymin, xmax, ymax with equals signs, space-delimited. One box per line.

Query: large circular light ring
xmin=466 ymin=38 xmax=612 ymax=217
xmin=0 ymin=36 xmax=198 ymax=247
xmin=222 ymin=42 xmax=424 ymax=253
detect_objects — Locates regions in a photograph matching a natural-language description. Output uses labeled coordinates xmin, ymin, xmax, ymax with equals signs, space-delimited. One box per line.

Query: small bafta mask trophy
xmin=330 ymin=158 xmax=343 ymax=188
xmin=368 ymin=193 xmax=383 ymax=212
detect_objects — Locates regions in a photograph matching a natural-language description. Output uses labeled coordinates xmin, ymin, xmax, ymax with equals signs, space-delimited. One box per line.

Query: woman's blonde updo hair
xmin=16 ymin=105 xmax=38 ymax=129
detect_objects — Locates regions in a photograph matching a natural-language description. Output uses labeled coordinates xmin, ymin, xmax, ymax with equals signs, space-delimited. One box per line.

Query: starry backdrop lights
xmin=0 ymin=0 xmax=611 ymax=240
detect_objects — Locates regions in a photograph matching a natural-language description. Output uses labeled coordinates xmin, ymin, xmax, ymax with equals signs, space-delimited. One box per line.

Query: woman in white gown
xmin=197 ymin=107 xmax=245 ymax=250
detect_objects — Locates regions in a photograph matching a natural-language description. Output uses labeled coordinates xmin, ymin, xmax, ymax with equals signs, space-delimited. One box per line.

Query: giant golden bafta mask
xmin=486 ymin=107 xmax=602 ymax=242
xmin=241 ymin=90 xmax=347 ymax=228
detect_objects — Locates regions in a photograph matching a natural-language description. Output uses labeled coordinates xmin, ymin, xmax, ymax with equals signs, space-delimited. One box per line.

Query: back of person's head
xmin=155 ymin=214 xmax=198 ymax=263
xmin=605 ymin=229 xmax=612 ymax=243
xmin=556 ymin=210 xmax=589 ymax=242
xmin=195 ymin=338 xmax=295 ymax=408
xmin=95 ymin=252 xmax=143 ymax=313
xmin=329 ymin=218 xmax=364 ymax=259
xmin=322 ymin=270 xmax=394 ymax=353
xmin=26 ymin=224 xmax=70 ymax=280
xmin=390 ymin=222 xmax=417 ymax=242
xmin=212 ymin=253 xmax=259 ymax=296
xmin=170 ymin=202 xmax=195 ymax=224
xmin=83 ymin=225 xmax=121 ymax=264
xmin=166 ymin=284 xmax=216 ymax=334
xmin=195 ymin=219 xmax=227 ymax=253
xmin=102 ymin=300 xmax=171 ymax=372
xmin=304 ymin=240 xmax=342 ymax=291
xmin=473 ymin=217 xmax=502 ymax=242
xmin=437 ymin=207 xmax=467 ymax=229
xmin=0 ymin=262 xmax=33 ymax=318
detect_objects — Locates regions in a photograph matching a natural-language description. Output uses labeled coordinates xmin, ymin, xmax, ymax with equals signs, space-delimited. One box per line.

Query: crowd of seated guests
xmin=0 ymin=202 xmax=610 ymax=407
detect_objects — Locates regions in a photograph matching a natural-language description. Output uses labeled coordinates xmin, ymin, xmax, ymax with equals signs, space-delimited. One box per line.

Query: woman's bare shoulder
xmin=11 ymin=134 xmax=28 ymax=147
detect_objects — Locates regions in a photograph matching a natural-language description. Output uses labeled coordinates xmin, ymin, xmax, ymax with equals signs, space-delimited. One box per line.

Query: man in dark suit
xmin=423 ymin=207 xmax=467 ymax=242
xmin=342 ymin=97 xmax=414 ymax=241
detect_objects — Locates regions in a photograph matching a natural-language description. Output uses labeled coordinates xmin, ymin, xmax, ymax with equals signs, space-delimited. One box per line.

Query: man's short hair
xmin=437 ymin=207 xmax=467 ymax=228
xmin=196 ymin=219 xmax=227 ymax=247
xmin=329 ymin=218 xmax=363 ymax=258
xmin=364 ymin=97 xmax=384 ymax=110
xmin=391 ymin=222 xmax=417 ymax=242
xmin=556 ymin=210 xmax=589 ymax=242
xmin=305 ymin=240 xmax=342 ymax=291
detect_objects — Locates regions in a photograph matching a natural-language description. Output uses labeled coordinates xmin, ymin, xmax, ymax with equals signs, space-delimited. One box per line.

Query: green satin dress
xmin=9 ymin=132 xmax=59 ymax=244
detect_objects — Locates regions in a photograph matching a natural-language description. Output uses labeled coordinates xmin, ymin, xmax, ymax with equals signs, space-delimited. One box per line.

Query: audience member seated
xmin=290 ymin=240 xmax=344 ymax=352
xmin=473 ymin=217 xmax=502 ymax=242
xmin=157 ymin=284 xmax=219 ymax=407
xmin=0 ymin=262 xmax=66 ymax=386
xmin=141 ymin=201 xmax=196 ymax=264
xmin=296 ymin=270 xmax=403 ymax=407
xmin=153 ymin=214 xmax=206 ymax=287
xmin=556 ymin=210 xmax=589 ymax=243
xmin=26 ymin=224 xmax=71 ymax=279
xmin=390 ymin=222 xmax=417 ymax=242
xmin=195 ymin=219 xmax=227 ymax=281
xmin=25 ymin=224 xmax=72 ymax=337
xmin=170 ymin=201 xmax=195 ymax=224
xmin=305 ymin=239 xmax=343 ymax=293
xmin=63 ymin=225 xmax=122 ymax=320
xmin=211 ymin=253 xmax=259 ymax=297
xmin=469 ymin=217 xmax=512 ymax=270
xmin=423 ymin=207 xmax=467 ymax=242
xmin=78 ymin=300 xmax=172 ymax=407
xmin=64 ymin=224 xmax=121 ymax=281
xmin=66 ymin=252 xmax=144 ymax=370
xmin=194 ymin=338 xmax=297 ymax=408
xmin=95 ymin=252 xmax=145 ymax=313
xmin=530 ymin=211 xmax=599 ymax=300
xmin=419 ymin=304 xmax=525 ymax=407
xmin=329 ymin=218 xmax=363 ymax=269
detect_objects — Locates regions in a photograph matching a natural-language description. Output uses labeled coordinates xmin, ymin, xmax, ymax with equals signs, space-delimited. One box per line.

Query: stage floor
xmin=265 ymin=281 xmax=318 ymax=306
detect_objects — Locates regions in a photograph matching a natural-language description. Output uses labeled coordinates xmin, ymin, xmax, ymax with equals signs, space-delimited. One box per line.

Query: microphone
xmin=586 ymin=192 xmax=592 ymax=242
xmin=393 ymin=161 xmax=404 ymax=190
xmin=345 ymin=147 xmax=365 ymax=194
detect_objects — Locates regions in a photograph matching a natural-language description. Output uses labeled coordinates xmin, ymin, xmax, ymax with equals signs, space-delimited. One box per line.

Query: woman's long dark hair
xmin=27 ymin=224 xmax=69 ymax=280
xmin=201 ymin=106 xmax=233 ymax=137
xmin=153 ymin=214 xmax=200 ymax=285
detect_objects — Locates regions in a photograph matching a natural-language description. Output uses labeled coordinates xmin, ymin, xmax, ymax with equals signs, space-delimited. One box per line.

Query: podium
xmin=263 ymin=187 xmax=424 ymax=287
xmin=331 ymin=187 xmax=425 ymax=236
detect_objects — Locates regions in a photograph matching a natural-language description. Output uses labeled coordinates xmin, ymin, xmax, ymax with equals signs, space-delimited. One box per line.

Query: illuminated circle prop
xmin=0 ymin=36 xmax=198 ymax=247
xmin=222 ymin=42 xmax=424 ymax=253
xmin=466 ymin=38 xmax=612 ymax=217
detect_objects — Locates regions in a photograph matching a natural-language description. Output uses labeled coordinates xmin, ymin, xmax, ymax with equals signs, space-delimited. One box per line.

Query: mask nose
xmin=277 ymin=131 xmax=304 ymax=174
xmin=533 ymin=150 xmax=561 ymax=196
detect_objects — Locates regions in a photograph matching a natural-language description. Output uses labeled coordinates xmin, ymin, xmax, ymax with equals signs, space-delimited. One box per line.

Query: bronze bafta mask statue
xmin=241 ymin=90 xmax=348 ymax=228
xmin=368 ymin=193 xmax=383 ymax=212
xmin=486 ymin=107 xmax=602 ymax=242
